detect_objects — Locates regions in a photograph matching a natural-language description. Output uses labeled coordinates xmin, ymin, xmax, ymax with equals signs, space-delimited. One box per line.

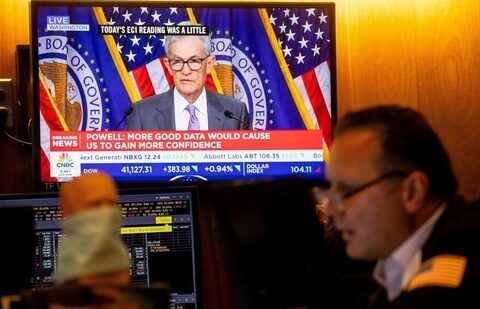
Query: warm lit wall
xmin=333 ymin=0 xmax=480 ymax=200
xmin=0 ymin=0 xmax=479 ymax=199
xmin=0 ymin=0 xmax=33 ymax=194
xmin=0 ymin=1 xmax=30 ymax=85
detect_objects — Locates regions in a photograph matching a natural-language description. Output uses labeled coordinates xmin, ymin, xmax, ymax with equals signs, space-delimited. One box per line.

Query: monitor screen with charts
xmin=0 ymin=186 xmax=202 ymax=308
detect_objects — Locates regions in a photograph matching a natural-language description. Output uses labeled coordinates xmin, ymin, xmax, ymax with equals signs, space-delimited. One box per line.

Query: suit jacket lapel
xmin=154 ymin=88 xmax=175 ymax=130
xmin=368 ymin=286 xmax=389 ymax=309
xmin=206 ymin=90 xmax=225 ymax=129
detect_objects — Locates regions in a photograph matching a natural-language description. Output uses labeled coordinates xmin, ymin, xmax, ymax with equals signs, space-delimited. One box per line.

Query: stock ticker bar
xmin=49 ymin=130 xmax=325 ymax=181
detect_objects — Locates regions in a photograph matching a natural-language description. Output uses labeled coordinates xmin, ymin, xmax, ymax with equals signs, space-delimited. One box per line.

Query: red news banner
xmin=49 ymin=130 xmax=325 ymax=179
xmin=50 ymin=130 xmax=324 ymax=151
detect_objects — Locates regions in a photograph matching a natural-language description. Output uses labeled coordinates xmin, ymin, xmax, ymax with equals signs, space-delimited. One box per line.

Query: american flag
xmin=267 ymin=8 xmax=333 ymax=146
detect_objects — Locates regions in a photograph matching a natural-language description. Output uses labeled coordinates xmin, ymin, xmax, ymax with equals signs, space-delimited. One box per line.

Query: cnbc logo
xmin=57 ymin=153 xmax=74 ymax=168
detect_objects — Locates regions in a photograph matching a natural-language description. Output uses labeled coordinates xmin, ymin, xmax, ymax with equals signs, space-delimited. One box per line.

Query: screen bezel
xmin=30 ymin=0 xmax=337 ymax=191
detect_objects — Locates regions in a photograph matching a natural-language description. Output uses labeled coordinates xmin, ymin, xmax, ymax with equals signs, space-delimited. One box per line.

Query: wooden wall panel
xmin=414 ymin=0 xmax=480 ymax=200
xmin=0 ymin=0 xmax=479 ymax=199
xmin=0 ymin=0 xmax=33 ymax=194
xmin=334 ymin=0 xmax=479 ymax=199
xmin=0 ymin=0 xmax=29 ymax=87
xmin=335 ymin=0 xmax=419 ymax=113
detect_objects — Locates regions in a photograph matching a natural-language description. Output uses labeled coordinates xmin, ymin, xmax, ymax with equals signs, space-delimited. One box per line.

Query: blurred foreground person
xmin=55 ymin=174 xmax=130 ymax=287
xmin=6 ymin=173 xmax=168 ymax=308
xmin=318 ymin=105 xmax=480 ymax=308
xmin=56 ymin=172 xmax=130 ymax=290
xmin=52 ymin=173 xmax=150 ymax=308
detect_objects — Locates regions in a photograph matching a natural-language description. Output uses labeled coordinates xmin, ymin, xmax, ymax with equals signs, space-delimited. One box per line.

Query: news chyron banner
xmin=37 ymin=6 xmax=333 ymax=183
xmin=49 ymin=130 xmax=325 ymax=181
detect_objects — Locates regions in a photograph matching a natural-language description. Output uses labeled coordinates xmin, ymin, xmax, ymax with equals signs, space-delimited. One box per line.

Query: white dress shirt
xmin=173 ymin=87 xmax=209 ymax=130
xmin=373 ymin=203 xmax=446 ymax=301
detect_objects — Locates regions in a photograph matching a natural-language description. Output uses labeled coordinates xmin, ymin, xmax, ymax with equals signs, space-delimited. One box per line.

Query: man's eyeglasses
xmin=315 ymin=170 xmax=409 ymax=213
xmin=167 ymin=56 xmax=209 ymax=71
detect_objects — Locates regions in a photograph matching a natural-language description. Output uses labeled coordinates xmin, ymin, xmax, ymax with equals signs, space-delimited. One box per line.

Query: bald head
xmin=60 ymin=173 xmax=118 ymax=218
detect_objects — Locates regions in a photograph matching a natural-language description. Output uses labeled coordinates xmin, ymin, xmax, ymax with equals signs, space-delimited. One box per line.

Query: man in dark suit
xmin=127 ymin=22 xmax=250 ymax=130
xmin=316 ymin=105 xmax=480 ymax=308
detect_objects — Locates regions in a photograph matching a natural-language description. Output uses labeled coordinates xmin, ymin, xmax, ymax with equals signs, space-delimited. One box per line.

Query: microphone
xmin=114 ymin=106 xmax=134 ymax=130
xmin=224 ymin=110 xmax=250 ymax=128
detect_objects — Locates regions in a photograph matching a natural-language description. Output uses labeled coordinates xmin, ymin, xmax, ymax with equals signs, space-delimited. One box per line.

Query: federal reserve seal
xmin=38 ymin=35 xmax=110 ymax=131
xmin=211 ymin=34 xmax=274 ymax=130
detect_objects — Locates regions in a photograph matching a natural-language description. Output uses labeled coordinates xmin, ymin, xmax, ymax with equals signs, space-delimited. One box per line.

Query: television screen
xmin=0 ymin=186 xmax=202 ymax=308
xmin=31 ymin=0 xmax=336 ymax=188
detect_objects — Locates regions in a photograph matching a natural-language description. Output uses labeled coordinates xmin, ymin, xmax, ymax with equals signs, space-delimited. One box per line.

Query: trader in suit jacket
xmin=127 ymin=22 xmax=250 ymax=131
xmin=316 ymin=105 xmax=480 ymax=308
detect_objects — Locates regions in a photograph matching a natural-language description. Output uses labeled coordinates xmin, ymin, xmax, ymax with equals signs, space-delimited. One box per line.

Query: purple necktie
xmin=186 ymin=104 xmax=200 ymax=130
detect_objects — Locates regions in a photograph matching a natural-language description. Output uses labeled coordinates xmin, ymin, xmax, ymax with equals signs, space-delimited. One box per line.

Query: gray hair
xmin=164 ymin=21 xmax=211 ymax=57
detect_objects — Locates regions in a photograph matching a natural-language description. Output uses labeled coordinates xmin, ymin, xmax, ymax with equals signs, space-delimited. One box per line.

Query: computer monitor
xmin=0 ymin=186 xmax=202 ymax=308
xmin=0 ymin=206 xmax=35 ymax=296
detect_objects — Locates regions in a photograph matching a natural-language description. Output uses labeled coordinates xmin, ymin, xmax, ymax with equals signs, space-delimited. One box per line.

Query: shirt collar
xmin=173 ymin=87 xmax=207 ymax=115
xmin=373 ymin=203 xmax=446 ymax=301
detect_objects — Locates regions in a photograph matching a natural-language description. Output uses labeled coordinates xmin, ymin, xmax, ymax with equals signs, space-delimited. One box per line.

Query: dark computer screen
xmin=0 ymin=207 xmax=35 ymax=296
xmin=0 ymin=186 xmax=202 ymax=308
xmin=200 ymin=177 xmax=377 ymax=309
xmin=200 ymin=178 xmax=330 ymax=308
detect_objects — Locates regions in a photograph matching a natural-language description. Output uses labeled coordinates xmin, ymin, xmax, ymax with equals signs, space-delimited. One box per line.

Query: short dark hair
xmin=334 ymin=105 xmax=457 ymax=199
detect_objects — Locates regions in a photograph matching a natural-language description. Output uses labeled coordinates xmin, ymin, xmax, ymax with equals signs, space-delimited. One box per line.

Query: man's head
xmin=60 ymin=172 xmax=118 ymax=218
xmin=163 ymin=21 xmax=215 ymax=103
xmin=57 ymin=173 xmax=130 ymax=289
xmin=324 ymin=105 xmax=457 ymax=261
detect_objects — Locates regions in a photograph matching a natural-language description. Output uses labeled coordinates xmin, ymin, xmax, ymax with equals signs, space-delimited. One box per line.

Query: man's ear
xmin=163 ymin=57 xmax=173 ymax=75
xmin=205 ymin=55 xmax=215 ymax=74
xmin=401 ymin=171 xmax=430 ymax=214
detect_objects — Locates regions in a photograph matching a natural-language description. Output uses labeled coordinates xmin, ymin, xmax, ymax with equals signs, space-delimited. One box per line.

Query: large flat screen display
xmin=31 ymin=0 xmax=336 ymax=188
